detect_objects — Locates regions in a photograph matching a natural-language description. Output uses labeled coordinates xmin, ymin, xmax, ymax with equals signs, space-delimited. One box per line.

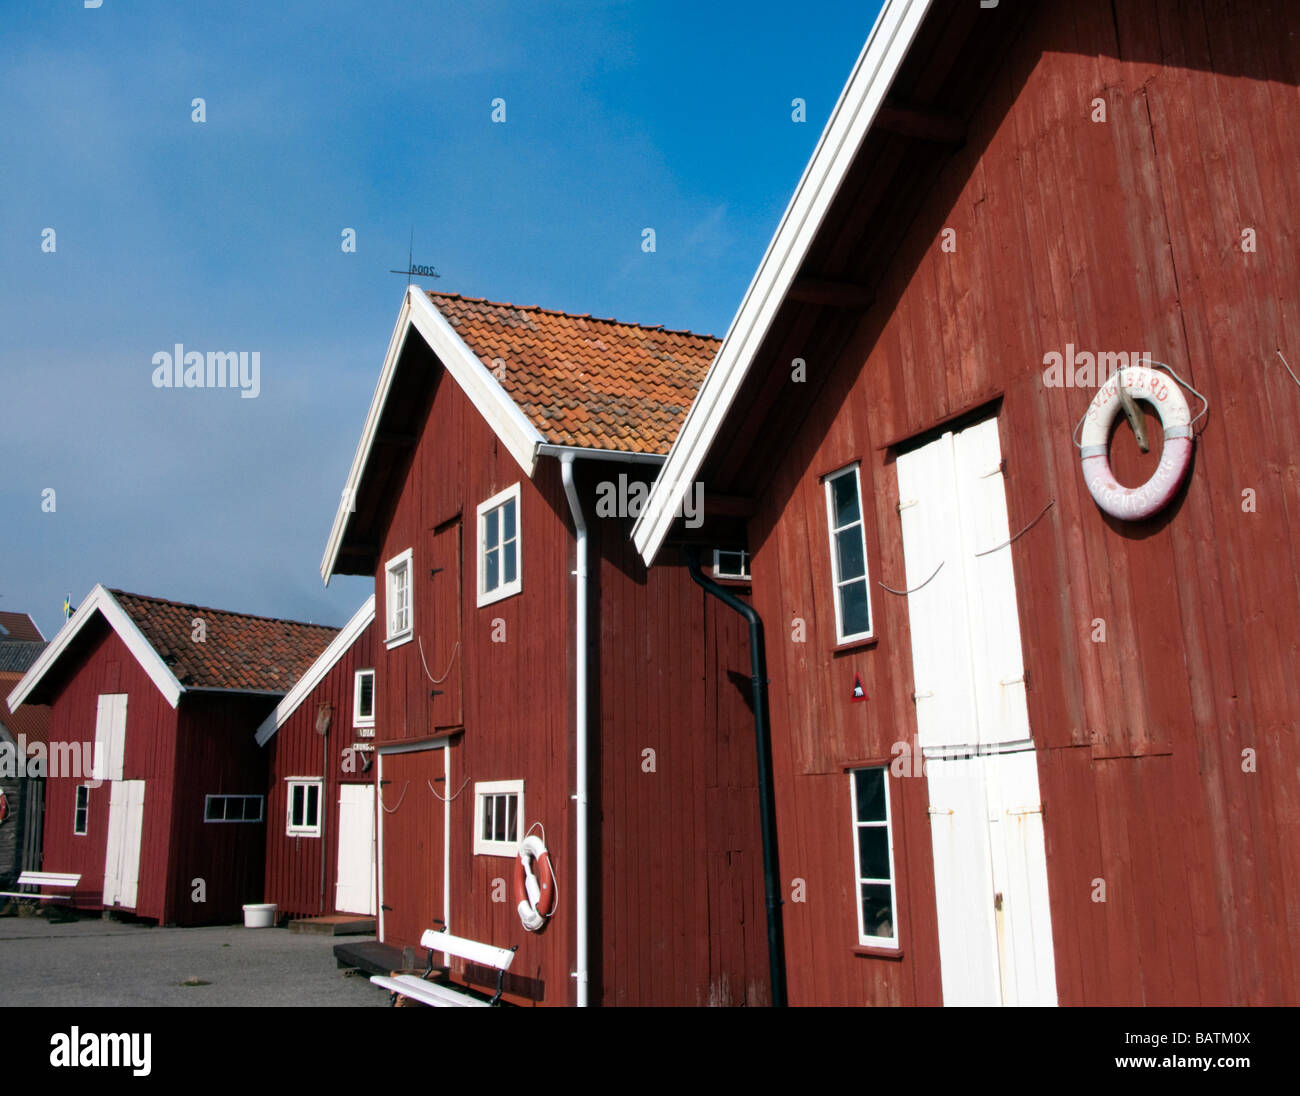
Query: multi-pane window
xmin=74 ymin=784 xmax=90 ymax=835
xmin=824 ymin=464 xmax=873 ymax=642
xmin=477 ymin=484 xmax=522 ymax=606
xmin=353 ymin=669 xmax=375 ymax=734
xmin=385 ymin=549 xmax=413 ymax=646
xmin=712 ymin=548 xmax=751 ymax=580
xmin=472 ymin=780 xmax=523 ymax=856
xmin=204 ymin=794 xmax=264 ymax=823
xmin=286 ymin=779 xmax=322 ymax=837
xmin=849 ymin=767 xmax=898 ymax=947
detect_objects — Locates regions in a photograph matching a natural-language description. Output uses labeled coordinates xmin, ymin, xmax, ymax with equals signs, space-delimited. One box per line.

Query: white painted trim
xmin=321 ymin=286 xmax=546 ymax=585
xmin=6 ymin=585 xmax=186 ymax=711
xmin=848 ymin=766 xmax=900 ymax=949
xmin=471 ymin=779 xmax=524 ymax=857
xmin=631 ymin=0 xmax=936 ymax=563
xmin=376 ymin=737 xmax=449 ymax=755
xmin=253 ymin=596 xmax=375 ymax=747
xmin=823 ymin=463 xmax=874 ymax=643
xmin=536 ymin=443 xmax=666 ymax=466
xmin=376 ymin=752 xmax=386 ymax=942
xmin=711 ymin=548 xmax=751 ymax=580
xmin=476 ymin=482 xmax=523 ymax=608
xmin=352 ymin=668 xmax=375 ymax=730
xmin=384 ymin=548 xmax=414 ymax=648
xmin=286 ymin=777 xmax=324 ymax=837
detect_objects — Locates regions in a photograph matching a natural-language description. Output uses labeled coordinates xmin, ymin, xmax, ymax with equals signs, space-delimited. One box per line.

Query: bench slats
xmin=419 ymin=929 xmax=516 ymax=971
xmin=370 ymin=975 xmax=490 ymax=1008
xmin=16 ymin=872 xmax=81 ymax=888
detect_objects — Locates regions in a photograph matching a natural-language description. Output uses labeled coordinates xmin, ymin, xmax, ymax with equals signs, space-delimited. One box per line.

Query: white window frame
xmin=285 ymin=778 xmax=323 ymax=837
xmin=73 ymin=784 xmax=90 ymax=835
xmin=711 ymin=548 xmax=751 ymax=580
xmin=203 ymin=794 xmax=265 ymax=823
xmin=824 ymin=463 xmax=874 ymax=643
xmin=476 ymin=483 xmax=522 ymax=607
xmin=384 ymin=548 xmax=413 ymax=648
xmin=472 ymin=779 xmax=524 ymax=856
xmin=849 ymin=767 xmax=899 ymax=948
xmin=353 ymin=668 xmax=375 ymax=734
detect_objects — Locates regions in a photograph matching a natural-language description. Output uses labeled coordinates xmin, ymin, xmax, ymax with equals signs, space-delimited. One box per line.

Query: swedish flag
xmin=63 ymin=594 xmax=75 ymax=621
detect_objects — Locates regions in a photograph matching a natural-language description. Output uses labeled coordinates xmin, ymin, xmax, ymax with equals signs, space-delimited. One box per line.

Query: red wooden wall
xmin=743 ymin=0 xmax=1300 ymax=1005
xmin=263 ymin=619 xmax=376 ymax=920
xmin=368 ymin=343 xmax=766 ymax=1005
xmin=39 ymin=621 xmax=179 ymax=922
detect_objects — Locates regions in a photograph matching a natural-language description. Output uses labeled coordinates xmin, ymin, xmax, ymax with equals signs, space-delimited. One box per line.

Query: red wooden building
xmin=322 ymin=288 xmax=770 ymax=1005
xmin=634 ymin=0 xmax=1300 ymax=1006
xmin=6 ymin=585 xmax=337 ymax=925
xmin=254 ymin=595 xmax=378 ymax=921
xmin=1 ymin=613 xmax=50 ymax=890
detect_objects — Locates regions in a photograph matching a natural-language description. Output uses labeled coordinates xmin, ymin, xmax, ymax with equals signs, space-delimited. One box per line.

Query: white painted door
xmin=103 ymin=779 xmax=145 ymax=909
xmin=896 ymin=417 xmax=1057 ymax=1006
xmin=93 ymin=694 xmax=128 ymax=782
xmin=335 ymin=784 xmax=376 ymax=915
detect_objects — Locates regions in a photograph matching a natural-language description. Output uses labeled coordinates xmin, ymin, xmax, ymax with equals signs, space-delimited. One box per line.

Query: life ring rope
xmin=514 ymin=822 xmax=558 ymax=932
xmin=1071 ymin=359 xmax=1208 ymax=450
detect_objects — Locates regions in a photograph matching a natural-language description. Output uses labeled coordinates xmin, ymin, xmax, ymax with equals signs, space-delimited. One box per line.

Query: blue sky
xmin=1 ymin=0 xmax=882 ymax=638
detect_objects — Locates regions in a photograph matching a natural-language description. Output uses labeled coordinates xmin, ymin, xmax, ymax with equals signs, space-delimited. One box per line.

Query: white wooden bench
xmin=370 ymin=930 xmax=517 ymax=1007
xmin=0 ymin=871 xmax=82 ymax=901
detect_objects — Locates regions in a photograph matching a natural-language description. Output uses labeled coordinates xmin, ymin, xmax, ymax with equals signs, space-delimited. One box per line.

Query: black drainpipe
xmin=686 ymin=547 xmax=787 ymax=1007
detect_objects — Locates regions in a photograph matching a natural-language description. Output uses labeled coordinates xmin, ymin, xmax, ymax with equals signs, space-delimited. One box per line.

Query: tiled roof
xmin=0 ymin=612 xmax=43 ymax=642
xmin=428 ymin=291 xmax=720 ymax=455
xmin=0 ymin=641 xmax=46 ymax=674
xmin=108 ymin=590 xmax=339 ymax=695
xmin=0 ymin=672 xmax=49 ymax=746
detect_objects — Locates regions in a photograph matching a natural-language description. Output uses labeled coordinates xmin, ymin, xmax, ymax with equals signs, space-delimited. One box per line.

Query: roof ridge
xmin=425 ymin=289 xmax=720 ymax=343
xmin=107 ymin=589 xmax=340 ymax=633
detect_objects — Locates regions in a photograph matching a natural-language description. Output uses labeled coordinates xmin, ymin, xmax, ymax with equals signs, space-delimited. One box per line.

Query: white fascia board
xmin=254 ymin=594 xmax=375 ymax=747
xmin=5 ymin=585 xmax=186 ymax=711
xmin=630 ymin=0 xmax=935 ymax=564
xmin=321 ymin=286 xmax=546 ymax=585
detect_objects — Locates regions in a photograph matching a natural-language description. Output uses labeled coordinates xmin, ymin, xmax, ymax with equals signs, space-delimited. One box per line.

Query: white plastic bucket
xmin=242 ymin=903 xmax=277 ymax=929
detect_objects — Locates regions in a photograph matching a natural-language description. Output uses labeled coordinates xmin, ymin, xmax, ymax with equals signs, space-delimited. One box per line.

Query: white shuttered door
xmin=335 ymin=783 xmax=377 ymax=915
xmin=895 ymin=417 xmax=1056 ymax=1007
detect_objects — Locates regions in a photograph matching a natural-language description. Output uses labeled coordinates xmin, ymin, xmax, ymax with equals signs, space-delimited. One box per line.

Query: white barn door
xmin=335 ymin=784 xmax=376 ymax=915
xmin=896 ymin=417 xmax=1057 ymax=1007
xmin=103 ymin=780 xmax=145 ymax=909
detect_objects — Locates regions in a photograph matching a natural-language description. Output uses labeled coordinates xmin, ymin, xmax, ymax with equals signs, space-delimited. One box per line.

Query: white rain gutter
xmin=559 ymin=453 xmax=590 ymax=1007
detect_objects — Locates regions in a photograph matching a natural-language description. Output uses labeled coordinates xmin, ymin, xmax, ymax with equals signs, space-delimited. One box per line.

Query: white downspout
xmin=560 ymin=454 xmax=589 ymax=1007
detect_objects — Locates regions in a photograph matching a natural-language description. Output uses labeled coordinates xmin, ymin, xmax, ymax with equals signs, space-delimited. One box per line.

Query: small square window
xmin=385 ymin=549 xmax=414 ymax=648
xmin=73 ymin=785 xmax=90 ymax=835
xmin=712 ymin=548 xmax=751 ymax=580
xmin=286 ymin=779 xmax=323 ymax=837
xmin=849 ymin=767 xmax=898 ymax=948
xmin=472 ymin=780 xmax=524 ymax=856
xmin=477 ymin=484 xmax=522 ymax=607
xmin=824 ymin=464 xmax=873 ymax=642
xmin=353 ymin=669 xmax=375 ymax=734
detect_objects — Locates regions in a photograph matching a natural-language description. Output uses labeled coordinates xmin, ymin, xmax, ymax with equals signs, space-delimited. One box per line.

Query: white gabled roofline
xmin=254 ymin=594 xmax=374 ymax=747
xmin=321 ymin=286 xmax=547 ymax=585
xmin=5 ymin=585 xmax=186 ymax=711
xmin=631 ymin=0 xmax=934 ymax=564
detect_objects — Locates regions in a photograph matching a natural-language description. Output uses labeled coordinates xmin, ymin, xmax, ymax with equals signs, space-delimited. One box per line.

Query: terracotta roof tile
xmin=427 ymin=292 xmax=720 ymax=455
xmin=0 ymin=612 xmax=43 ymax=642
xmin=108 ymin=590 xmax=338 ymax=695
xmin=0 ymin=672 xmax=49 ymax=746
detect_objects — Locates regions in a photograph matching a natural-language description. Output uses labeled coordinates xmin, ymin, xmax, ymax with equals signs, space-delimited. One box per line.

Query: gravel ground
xmin=0 ymin=911 xmax=389 ymax=1006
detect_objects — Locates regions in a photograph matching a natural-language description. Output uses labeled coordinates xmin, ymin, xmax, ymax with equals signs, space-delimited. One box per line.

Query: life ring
xmin=514 ymin=833 xmax=556 ymax=932
xmin=1080 ymin=365 xmax=1193 ymax=520
xmin=0 ymin=791 xmax=8 ymax=825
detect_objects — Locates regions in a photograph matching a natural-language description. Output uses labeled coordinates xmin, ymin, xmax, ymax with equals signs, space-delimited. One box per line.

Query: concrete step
xmin=289 ymin=915 xmax=376 ymax=937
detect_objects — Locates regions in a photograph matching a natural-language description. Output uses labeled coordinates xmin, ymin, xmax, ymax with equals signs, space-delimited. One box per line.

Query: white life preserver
xmin=1080 ymin=366 xmax=1193 ymax=520
xmin=0 ymin=791 xmax=8 ymax=825
xmin=514 ymin=833 xmax=556 ymax=933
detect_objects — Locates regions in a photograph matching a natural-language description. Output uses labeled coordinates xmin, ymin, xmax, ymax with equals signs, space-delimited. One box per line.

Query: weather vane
xmin=390 ymin=228 xmax=441 ymax=286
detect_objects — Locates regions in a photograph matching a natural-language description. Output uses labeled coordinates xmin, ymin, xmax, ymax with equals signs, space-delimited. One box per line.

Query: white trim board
xmin=321 ymin=286 xmax=548 ymax=585
xmin=6 ymin=585 xmax=186 ymax=711
xmin=630 ymin=0 xmax=935 ymax=564
xmin=254 ymin=595 xmax=375 ymax=746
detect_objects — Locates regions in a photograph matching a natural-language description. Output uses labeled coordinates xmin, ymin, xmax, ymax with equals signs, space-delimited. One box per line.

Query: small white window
xmin=849 ymin=767 xmax=899 ymax=948
xmin=286 ymin=779 xmax=323 ymax=837
xmin=385 ymin=549 xmax=413 ymax=647
xmin=712 ymin=548 xmax=751 ymax=580
xmin=477 ymin=483 xmax=522 ymax=607
xmin=824 ymin=464 xmax=873 ymax=642
xmin=204 ymin=795 xmax=265 ymax=823
xmin=472 ymin=780 xmax=524 ymax=856
xmin=353 ymin=669 xmax=375 ymax=734
xmin=74 ymin=785 xmax=90 ymax=835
